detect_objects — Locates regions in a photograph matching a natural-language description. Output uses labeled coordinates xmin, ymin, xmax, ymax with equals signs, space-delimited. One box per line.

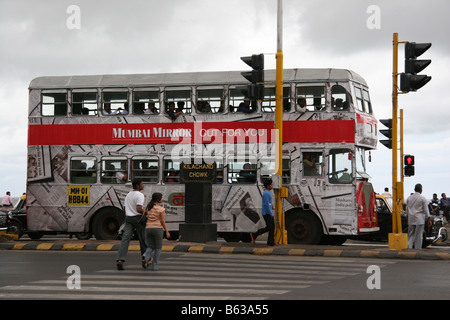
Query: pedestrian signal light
xmin=404 ymin=154 xmax=415 ymax=177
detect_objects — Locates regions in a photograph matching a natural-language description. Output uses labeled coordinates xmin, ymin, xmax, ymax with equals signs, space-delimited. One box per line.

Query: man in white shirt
xmin=405 ymin=183 xmax=431 ymax=249
xmin=116 ymin=178 xmax=147 ymax=270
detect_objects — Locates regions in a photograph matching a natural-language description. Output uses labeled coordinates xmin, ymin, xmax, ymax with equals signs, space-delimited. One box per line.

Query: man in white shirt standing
xmin=116 ymin=178 xmax=147 ymax=270
xmin=405 ymin=183 xmax=431 ymax=249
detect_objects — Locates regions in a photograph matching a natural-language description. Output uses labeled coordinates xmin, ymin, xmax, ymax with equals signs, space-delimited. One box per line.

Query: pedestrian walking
xmin=251 ymin=178 xmax=276 ymax=246
xmin=406 ymin=183 xmax=431 ymax=249
xmin=116 ymin=178 xmax=148 ymax=270
xmin=143 ymin=192 xmax=170 ymax=271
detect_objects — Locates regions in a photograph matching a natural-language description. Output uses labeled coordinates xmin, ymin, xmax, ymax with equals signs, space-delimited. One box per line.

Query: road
xmin=1 ymin=250 xmax=449 ymax=302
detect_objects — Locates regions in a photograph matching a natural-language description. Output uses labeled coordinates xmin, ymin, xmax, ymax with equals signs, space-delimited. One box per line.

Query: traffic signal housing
xmin=404 ymin=154 xmax=415 ymax=177
xmin=379 ymin=118 xmax=393 ymax=149
xmin=400 ymin=42 xmax=431 ymax=92
xmin=240 ymin=54 xmax=264 ymax=100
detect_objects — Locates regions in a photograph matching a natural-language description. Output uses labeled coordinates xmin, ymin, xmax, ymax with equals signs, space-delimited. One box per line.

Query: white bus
xmin=26 ymin=68 xmax=379 ymax=244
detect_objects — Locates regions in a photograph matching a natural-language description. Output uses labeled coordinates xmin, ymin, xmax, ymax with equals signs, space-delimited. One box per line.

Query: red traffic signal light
xmin=404 ymin=155 xmax=415 ymax=177
xmin=404 ymin=155 xmax=414 ymax=165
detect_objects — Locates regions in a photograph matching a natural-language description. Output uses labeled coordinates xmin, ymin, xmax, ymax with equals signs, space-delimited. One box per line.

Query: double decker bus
xmin=26 ymin=68 xmax=378 ymax=244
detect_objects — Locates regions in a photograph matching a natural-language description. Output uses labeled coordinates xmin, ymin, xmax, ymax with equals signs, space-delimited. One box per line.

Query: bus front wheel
xmin=92 ymin=207 xmax=125 ymax=240
xmin=286 ymin=212 xmax=322 ymax=245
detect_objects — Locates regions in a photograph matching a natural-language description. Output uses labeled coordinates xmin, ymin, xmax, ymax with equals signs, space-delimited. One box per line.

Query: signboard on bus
xmin=68 ymin=185 xmax=90 ymax=206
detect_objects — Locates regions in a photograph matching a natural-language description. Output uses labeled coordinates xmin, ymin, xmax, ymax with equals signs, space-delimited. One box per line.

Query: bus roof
xmin=29 ymin=68 xmax=368 ymax=90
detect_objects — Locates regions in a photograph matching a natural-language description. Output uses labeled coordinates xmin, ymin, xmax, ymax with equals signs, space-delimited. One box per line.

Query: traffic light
xmin=404 ymin=154 xmax=415 ymax=177
xmin=239 ymin=54 xmax=264 ymax=100
xmin=400 ymin=42 xmax=431 ymax=92
xmin=379 ymin=118 xmax=392 ymax=149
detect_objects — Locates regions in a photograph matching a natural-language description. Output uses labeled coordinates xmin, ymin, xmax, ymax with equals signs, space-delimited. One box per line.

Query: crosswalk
xmin=0 ymin=253 xmax=394 ymax=300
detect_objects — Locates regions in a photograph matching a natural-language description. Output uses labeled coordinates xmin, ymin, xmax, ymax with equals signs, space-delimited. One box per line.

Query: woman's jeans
xmin=116 ymin=215 xmax=147 ymax=262
xmin=143 ymin=228 xmax=164 ymax=270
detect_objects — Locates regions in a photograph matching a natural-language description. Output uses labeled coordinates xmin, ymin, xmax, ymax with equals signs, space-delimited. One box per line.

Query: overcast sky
xmin=1 ymin=0 xmax=449 ymax=200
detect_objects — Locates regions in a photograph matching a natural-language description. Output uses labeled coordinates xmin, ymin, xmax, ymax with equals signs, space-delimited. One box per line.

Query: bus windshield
xmin=356 ymin=147 xmax=371 ymax=181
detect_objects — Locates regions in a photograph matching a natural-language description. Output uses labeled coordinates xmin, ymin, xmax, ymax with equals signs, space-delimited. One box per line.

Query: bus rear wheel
xmin=92 ymin=207 xmax=124 ymax=240
xmin=286 ymin=212 xmax=322 ymax=245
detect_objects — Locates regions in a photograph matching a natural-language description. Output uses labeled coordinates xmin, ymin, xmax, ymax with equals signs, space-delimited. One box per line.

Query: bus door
xmin=325 ymin=148 xmax=356 ymax=232
xmin=300 ymin=150 xmax=326 ymax=215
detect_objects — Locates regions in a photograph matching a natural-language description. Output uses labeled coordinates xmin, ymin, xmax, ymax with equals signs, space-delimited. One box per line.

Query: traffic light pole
xmin=400 ymin=109 xmax=405 ymax=205
xmin=274 ymin=0 xmax=287 ymax=244
xmin=389 ymin=33 xmax=408 ymax=249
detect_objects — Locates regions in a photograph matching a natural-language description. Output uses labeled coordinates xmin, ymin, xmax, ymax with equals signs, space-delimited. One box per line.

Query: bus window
xmin=296 ymin=86 xmax=326 ymax=112
xmin=229 ymin=87 xmax=257 ymax=113
xmin=354 ymin=87 xmax=373 ymax=114
xmin=356 ymin=147 xmax=371 ymax=181
xmin=102 ymin=91 xmax=129 ymax=115
xmin=331 ymin=85 xmax=349 ymax=111
xmin=228 ymin=157 xmax=257 ymax=184
xmin=260 ymin=156 xmax=291 ymax=184
xmin=302 ymin=152 xmax=323 ymax=177
xmin=72 ymin=91 xmax=98 ymax=116
xmin=163 ymin=157 xmax=181 ymax=183
xmin=197 ymin=88 xmax=224 ymax=113
xmin=262 ymin=86 xmax=290 ymax=113
xmin=101 ymin=157 xmax=128 ymax=184
xmin=363 ymin=89 xmax=372 ymax=114
xmin=133 ymin=90 xmax=160 ymax=115
xmin=328 ymin=149 xmax=353 ymax=184
xmin=165 ymin=89 xmax=192 ymax=114
xmin=42 ymin=92 xmax=67 ymax=116
xmin=70 ymin=156 xmax=97 ymax=184
xmin=355 ymin=87 xmax=365 ymax=113
xmin=131 ymin=156 xmax=159 ymax=183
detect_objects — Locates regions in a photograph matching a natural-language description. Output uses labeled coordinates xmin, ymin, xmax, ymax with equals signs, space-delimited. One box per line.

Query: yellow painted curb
xmin=323 ymin=249 xmax=343 ymax=257
xmin=13 ymin=243 xmax=26 ymax=250
xmin=219 ymin=247 xmax=235 ymax=254
xmin=62 ymin=244 xmax=85 ymax=251
xmin=162 ymin=245 xmax=175 ymax=252
xmin=436 ymin=252 xmax=450 ymax=260
xmin=188 ymin=246 xmax=205 ymax=253
xmin=253 ymin=248 xmax=273 ymax=255
xmin=360 ymin=250 xmax=379 ymax=258
xmin=397 ymin=251 xmax=417 ymax=259
xmin=96 ymin=244 xmax=114 ymax=251
xmin=288 ymin=249 xmax=306 ymax=256
xmin=36 ymin=243 xmax=54 ymax=250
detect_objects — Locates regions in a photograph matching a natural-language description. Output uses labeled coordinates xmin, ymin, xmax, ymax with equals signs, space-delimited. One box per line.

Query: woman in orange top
xmin=143 ymin=192 xmax=170 ymax=270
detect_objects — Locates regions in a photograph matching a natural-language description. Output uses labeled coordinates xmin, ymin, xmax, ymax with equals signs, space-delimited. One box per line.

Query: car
xmin=375 ymin=195 xmax=408 ymax=239
xmin=352 ymin=194 xmax=408 ymax=242
xmin=1 ymin=195 xmax=45 ymax=240
xmin=3 ymin=195 xmax=27 ymax=239
xmin=0 ymin=211 xmax=8 ymax=232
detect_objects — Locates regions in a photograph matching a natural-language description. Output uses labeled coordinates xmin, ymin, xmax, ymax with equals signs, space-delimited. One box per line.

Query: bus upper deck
xmin=28 ymin=68 xmax=377 ymax=149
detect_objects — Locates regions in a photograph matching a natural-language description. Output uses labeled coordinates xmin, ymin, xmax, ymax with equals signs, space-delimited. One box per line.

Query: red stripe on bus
xmin=27 ymin=120 xmax=355 ymax=145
